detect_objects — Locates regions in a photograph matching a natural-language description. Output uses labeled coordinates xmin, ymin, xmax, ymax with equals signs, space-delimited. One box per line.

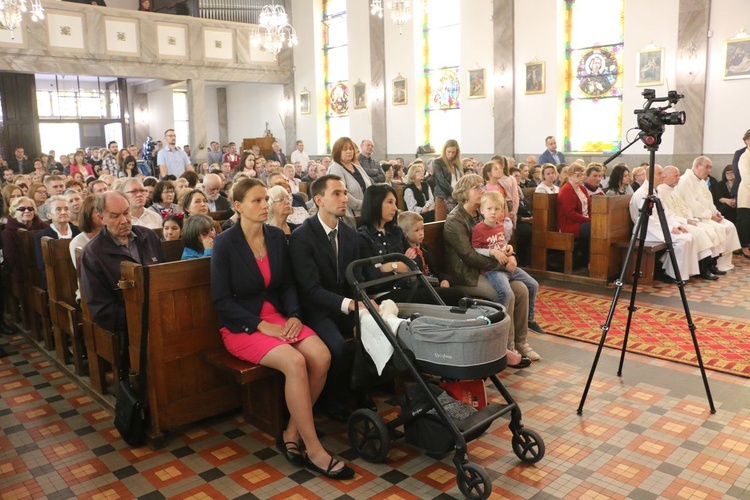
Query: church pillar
xmin=673 ymin=0 xmax=710 ymax=163
xmin=187 ymin=78 xmax=207 ymax=163
xmin=370 ymin=12 xmax=387 ymax=158
xmin=493 ymin=0 xmax=514 ymax=155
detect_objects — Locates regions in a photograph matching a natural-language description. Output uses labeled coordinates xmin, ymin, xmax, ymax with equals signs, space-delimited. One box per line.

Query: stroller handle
xmin=345 ymin=253 xmax=420 ymax=286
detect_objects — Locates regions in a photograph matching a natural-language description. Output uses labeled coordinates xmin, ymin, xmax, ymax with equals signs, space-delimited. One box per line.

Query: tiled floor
xmin=2 ymin=257 xmax=749 ymax=499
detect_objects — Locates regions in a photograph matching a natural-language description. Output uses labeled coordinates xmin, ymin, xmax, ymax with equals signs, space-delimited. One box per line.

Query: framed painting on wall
xmin=637 ymin=47 xmax=664 ymax=86
xmin=468 ymin=68 xmax=486 ymax=99
xmin=46 ymin=11 xmax=86 ymax=53
xmin=392 ymin=77 xmax=407 ymax=105
xmin=203 ymin=28 xmax=234 ymax=62
xmin=299 ymin=91 xmax=310 ymax=114
xmin=524 ymin=61 xmax=545 ymax=95
xmin=724 ymin=37 xmax=750 ymax=80
xmin=353 ymin=82 xmax=367 ymax=109
xmin=156 ymin=22 xmax=188 ymax=60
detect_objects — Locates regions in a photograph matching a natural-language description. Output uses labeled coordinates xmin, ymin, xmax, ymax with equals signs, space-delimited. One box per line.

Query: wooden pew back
xmin=121 ymin=258 xmax=240 ymax=445
xmin=422 ymin=220 xmax=446 ymax=274
xmin=589 ymin=194 xmax=633 ymax=280
xmin=18 ymin=228 xmax=52 ymax=346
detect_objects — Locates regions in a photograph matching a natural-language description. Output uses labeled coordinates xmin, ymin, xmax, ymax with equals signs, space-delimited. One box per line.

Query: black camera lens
xmin=662 ymin=111 xmax=686 ymax=125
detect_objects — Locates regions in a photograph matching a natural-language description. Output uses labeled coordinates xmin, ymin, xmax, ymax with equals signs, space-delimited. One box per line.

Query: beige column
xmin=187 ymin=78 xmax=207 ymax=163
xmin=493 ymin=0 xmax=514 ymax=155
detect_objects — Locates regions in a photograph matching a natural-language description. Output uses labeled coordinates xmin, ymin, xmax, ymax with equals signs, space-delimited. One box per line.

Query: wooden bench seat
xmin=120 ymin=257 xmax=285 ymax=448
xmin=200 ymin=347 xmax=284 ymax=437
xmin=531 ymin=193 xmax=576 ymax=274
xmin=613 ymin=240 xmax=667 ymax=286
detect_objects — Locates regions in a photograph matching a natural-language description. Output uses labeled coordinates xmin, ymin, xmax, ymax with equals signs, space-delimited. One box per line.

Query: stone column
xmin=493 ymin=0 xmax=514 ymax=155
xmin=673 ymin=0 xmax=710 ymax=164
xmin=217 ymin=87 xmax=228 ymax=146
xmin=186 ymin=78 xmax=207 ymax=163
xmin=370 ymin=12 xmax=387 ymax=158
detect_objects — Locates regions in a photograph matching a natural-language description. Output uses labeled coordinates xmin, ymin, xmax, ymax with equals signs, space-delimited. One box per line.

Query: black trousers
xmin=737 ymin=207 xmax=750 ymax=248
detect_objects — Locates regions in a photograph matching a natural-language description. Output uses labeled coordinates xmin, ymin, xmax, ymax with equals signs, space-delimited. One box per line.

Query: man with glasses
xmin=157 ymin=128 xmax=193 ymax=179
xmin=80 ymin=192 xmax=164 ymax=335
xmin=34 ymin=195 xmax=80 ymax=289
xmin=202 ymin=173 xmax=231 ymax=212
xmin=119 ymin=178 xmax=162 ymax=229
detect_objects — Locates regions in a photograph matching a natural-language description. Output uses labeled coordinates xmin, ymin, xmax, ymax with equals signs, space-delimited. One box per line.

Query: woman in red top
xmin=70 ymin=151 xmax=95 ymax=178
xmin=556 ymin=163 xmax=591 ymax=240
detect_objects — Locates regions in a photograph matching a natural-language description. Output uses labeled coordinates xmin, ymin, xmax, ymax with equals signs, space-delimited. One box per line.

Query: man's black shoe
xmin=0 ymin=323 xmax=17 ymax=336
xmin=355 ymin=392 xmax=377 ymax=412
xmin=700 ymin=271 xmax=719 ymax=281
xmin=709 ymin=266 xmax=727 ymax=276
xmin=317 ymin=401 xmax=350 ymax=423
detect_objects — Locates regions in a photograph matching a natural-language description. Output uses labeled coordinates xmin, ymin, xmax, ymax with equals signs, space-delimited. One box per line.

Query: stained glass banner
xmin=427 ymin=68 xmax=460 ymax=110
xmin=570 ymin=0 xmax=623 ymax=48
xmin=570 ymin=45 xmax=623 ymax=99
xmin=567 ymin=98 xmax=622 ymax=153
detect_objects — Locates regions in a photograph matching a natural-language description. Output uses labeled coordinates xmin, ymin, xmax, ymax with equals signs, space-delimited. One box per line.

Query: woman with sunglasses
xmin=2 ymin=196 xmax=48 ymax=285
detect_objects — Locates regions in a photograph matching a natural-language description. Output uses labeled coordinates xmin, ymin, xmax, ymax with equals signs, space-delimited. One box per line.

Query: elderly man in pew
xmin=674 ymin=156 xmax=741 ymax=273
xmin=35 ymin=195 xmax=80 ymax=290
xmin=289 ymin=174 xmax=375 ymax=423
xmin=658 ymin=166 xmax=725 ymax=280
xmin=629 ymin=165 xmax=700 ymax=283
xmin=80 ymin=191 xmax=164 ymax=335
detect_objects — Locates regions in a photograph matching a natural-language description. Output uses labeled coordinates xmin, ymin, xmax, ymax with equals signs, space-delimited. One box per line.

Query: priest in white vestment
xmin=674 ymin=156 xmax=741 ymax=272
xmin=629 ymin=165 xmax=699 ymax=281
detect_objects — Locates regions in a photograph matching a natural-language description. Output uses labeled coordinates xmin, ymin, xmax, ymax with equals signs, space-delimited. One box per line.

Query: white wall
xmin=622 ymin=0 xmax=679 ymax=156
xmin=514 ymin=0 xmax=559 ymax=156
xmin=225 ymin=83 xmax=286 ymax=146
xmin=146 ymin=88 xmax=174 ymax=141
xmin=347 ymin=0 xmax=373 ymax=144
xmin=704 ymin=0 xmax=750 ymax=154
xmin=383 ymin=2 xmax=419 ymax=156
xmin=292 ymin=0 xmax=323 ymax=154
xmin=204 ymin=85 xmax=220 ymax=144
xmin=460 ymin=0 xmax=494 ymax=155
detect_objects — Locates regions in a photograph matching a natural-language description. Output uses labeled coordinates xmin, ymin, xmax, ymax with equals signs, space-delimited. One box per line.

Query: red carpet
xmin=537 ymin=288 xmax=750 ymax=378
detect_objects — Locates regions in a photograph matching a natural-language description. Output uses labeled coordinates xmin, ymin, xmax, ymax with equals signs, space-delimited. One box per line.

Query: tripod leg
xmin=652 ymin=198 xmax=716 ymax=413
xmin=616 ymin=199 xmax=653 ymax=376
xmin=577 ymin=206 xmax=647 ymax=415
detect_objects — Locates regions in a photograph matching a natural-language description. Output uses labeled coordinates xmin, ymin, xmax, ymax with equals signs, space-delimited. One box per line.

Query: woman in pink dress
xmin=211 ymin=178 xmax=354 ymax=480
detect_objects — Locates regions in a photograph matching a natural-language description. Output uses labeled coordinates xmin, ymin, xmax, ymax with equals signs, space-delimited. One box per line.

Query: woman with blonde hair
xmin=432 ymin=139 xmax=463 ymax=220
xmin=326 ymin=136 xmax=372 ymax=223
xmin=404 ymin=163 xmax=435 ymax=222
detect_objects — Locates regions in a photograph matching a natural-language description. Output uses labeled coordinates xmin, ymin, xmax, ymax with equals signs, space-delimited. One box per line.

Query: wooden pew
xmin=41 ymin=237 xmax=86 ymax=375
xmin=76 ymin=247 xmax=120 ymax=397
xmin=588 ymin=195 xmax=633 ymax=281
xmin=120 ymin=258 xmax=284 ymax=448
xmin=161 ymin=239 xmax=185 ymax=263
xmin=422 ymin=220 xmax=446 ymax=273
xmin=18 ymin=229 xmax=53 ymax=348
xmin=393 ymin=183 xmax=407 ymax=211
xmin=530 ymin=193 xmax=575 ymax=274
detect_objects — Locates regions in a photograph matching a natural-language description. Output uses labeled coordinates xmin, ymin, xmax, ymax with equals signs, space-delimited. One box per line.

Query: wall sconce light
xmin=682 ymin=43 xmax=699 ymax=75
xmin=495 ymin=64 xmax=508 ymax=88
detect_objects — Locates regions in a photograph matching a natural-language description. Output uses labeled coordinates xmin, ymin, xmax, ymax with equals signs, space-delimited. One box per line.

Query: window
xmin=173 ymin=90 xmax=190 ymax=147
xmin=35 ymin=75 xmax=120 ymax=120
xmin=323 ymin=0 xmax=348 ymax=152
xmin=564 ymin=0 xmax=624 ymax=153
xmin=424 ymin=0 xmax=461 ymax=146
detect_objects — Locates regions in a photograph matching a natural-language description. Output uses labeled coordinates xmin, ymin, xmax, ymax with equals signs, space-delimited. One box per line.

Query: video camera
xmin=634 ymin=89 xmax=686 ymax=139
xmin=142 ymin=136 xmax=157 ymax=162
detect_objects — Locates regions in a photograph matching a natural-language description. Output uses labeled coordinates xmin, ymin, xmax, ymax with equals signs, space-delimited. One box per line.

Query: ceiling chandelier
xmin=370 ymin=0 xmax=412 ymax=35
xmin=250 ymin=4 xmax=298 ymax=61
xmin=0 ymin=0 xmax=45 ymax=39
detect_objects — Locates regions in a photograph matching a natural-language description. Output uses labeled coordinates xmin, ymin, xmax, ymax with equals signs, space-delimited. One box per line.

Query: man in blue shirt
xmin=157 ymin=129 xmax=193 ymax=179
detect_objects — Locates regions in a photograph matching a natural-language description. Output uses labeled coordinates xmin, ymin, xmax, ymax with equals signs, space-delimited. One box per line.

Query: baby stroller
xmin=345 ymin=254 xmax=545 ymax=500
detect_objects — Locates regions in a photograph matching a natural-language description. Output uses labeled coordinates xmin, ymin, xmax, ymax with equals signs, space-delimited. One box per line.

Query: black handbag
xmin=113 ymin=266 xmax=150 ymax=446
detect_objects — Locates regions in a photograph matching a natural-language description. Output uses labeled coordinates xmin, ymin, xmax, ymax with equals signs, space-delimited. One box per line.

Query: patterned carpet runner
xmin=537 ymin=288 xmax=750 ymax=378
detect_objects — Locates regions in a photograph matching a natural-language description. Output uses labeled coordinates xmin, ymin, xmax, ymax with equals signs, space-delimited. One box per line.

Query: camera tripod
xmin=576 ymin=137 xmax=716 ymax=415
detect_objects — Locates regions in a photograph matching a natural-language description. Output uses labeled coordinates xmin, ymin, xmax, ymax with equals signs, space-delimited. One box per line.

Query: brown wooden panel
xmin=422 ymin=221 xmax=445 ymax=275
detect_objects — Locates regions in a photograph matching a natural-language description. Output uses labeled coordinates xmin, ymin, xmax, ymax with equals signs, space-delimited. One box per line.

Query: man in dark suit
xmin=538 ymin=136 xmax=566 ymax=166
xmin=267 ymin=141 xmax=287 ymax=166
xmin=11 ymin=147 xmax=31 ymax=175
xmin=731 ymin=129 xmax=750 ymax=198
xmin=289 ymin=175 xmax=373 ymax=421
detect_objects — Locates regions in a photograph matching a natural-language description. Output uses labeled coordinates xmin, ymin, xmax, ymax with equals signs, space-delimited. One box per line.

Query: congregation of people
xmin=2 ymin=126 xmax=749 ymax=478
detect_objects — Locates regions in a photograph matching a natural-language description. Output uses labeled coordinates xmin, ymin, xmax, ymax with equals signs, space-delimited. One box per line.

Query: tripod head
xmin=634 ymin=89 xmax=686 ymax=151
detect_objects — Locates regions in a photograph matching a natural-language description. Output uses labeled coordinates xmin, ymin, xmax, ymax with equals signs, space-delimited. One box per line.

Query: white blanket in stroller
xmin=360 ymin=300 xmax=405 ymax=375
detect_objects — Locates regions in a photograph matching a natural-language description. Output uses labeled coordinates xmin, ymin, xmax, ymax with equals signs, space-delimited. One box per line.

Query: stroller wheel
xmin=511 ymin=428 xmax=545 ymax=463
xmin=456 ymin=462 xmax=491 ymax=500
xmin=348 ymin=409 xmax=390 ymax=463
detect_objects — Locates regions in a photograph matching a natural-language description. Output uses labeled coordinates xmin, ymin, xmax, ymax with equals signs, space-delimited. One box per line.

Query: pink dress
xmin=220 ymin=255 xmax=316 ymax=364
